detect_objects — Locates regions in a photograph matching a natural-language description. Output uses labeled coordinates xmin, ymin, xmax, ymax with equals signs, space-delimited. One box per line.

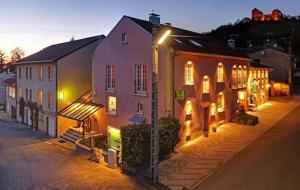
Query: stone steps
xmin=59 ymin=128 xmax=83 ymax=144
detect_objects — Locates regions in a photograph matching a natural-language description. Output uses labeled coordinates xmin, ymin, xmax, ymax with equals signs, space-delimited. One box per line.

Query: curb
xmin=189 ymin=100 xmax=300 ymax=189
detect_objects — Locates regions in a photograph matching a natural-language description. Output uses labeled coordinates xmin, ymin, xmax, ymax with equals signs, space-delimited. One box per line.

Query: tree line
xmin=0 ymin=47 xmax=25 ymax=72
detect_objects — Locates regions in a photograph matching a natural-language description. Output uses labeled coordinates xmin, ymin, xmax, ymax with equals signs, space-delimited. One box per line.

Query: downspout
xmin=170 ymin=48 xmax=176 ymax=116
xmin=55 ymin=61 xmax=58 ymax=138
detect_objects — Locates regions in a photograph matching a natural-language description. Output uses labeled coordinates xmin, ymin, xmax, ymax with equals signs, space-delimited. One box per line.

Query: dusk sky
xmin=1 ymin=0 xmax=300 ymax=56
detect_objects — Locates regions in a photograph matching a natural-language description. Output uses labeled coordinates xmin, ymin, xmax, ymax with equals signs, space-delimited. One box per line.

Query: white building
xmin=14 ymin=36 xmax=104 ymax=137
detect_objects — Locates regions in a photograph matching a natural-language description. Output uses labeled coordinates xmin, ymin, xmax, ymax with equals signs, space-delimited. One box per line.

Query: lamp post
xmin=150 ymin=28 xmax=171 ymax=184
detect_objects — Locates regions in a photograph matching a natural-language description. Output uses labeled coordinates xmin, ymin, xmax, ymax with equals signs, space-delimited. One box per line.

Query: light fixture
xmin=58 ymin=91 xmax=64 ymax=100
xmin=157 ymin=30 xmax=171 ymax=45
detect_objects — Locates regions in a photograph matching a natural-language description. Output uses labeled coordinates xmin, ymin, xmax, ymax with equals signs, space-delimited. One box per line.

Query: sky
xmin=1 ymin=0 xmax=300 ymax=56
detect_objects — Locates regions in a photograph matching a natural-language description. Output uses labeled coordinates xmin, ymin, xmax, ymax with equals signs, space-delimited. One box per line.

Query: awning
xmin=58 ymin=90 xmax=103 ymax=122
xmin=129 ymin=115 xmax=146 ymax=123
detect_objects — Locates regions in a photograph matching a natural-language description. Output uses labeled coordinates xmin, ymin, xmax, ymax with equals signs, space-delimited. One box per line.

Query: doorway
xmin=203 ymin=107 xmax=209 ymax=132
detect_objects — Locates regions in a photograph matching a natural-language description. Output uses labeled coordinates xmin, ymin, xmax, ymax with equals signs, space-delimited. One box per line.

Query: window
xmin=107 ymin=96 xmax=117 ymax=115
xmin=48 ymin=91 xmax=53 ymax=109
xmin=217 ymin=92 xmax=224 ymax=112
xmin=38 ymin=90 xmax=43 ymax=106
xmin=242 ymin=65 xmax=247 ymax=86
xmin=18 ymin=67 xmax=22 ymax=79
xmin=8 ymin=86 xmax=15 ymax=98
xmin=29 ymin=67 xmax=32 ymax=79
xmin=121 ymin=32 xmax=128 ymax=43
xmin=25 ymin=67 xmax=28 ymax=79
xmin=238 ymin=65 xmax=243 ymax=87
xmin=106 ymin=65 xmax=115 ymax=91
xmin=188 ymin=39 xmax=202 ymax=47
xmin=217 ymin=63 xmax=224 ymax=82
xmin=253 ymin=70 xmax=257 ymax=79
xmin=38 ymin=66 xmax=43 ymax=80
xmin=25 ymin=88 xmax=28 ymax=100
xmin=232 ymin=65 xmax=237 ymax=88
xmin=29 ymin=89 xmax=32 ymax=100
xmin=185 ymin=61 xmax=193 ymax=85
xmin=18 ymin=87 xmax=22 ymax=97
xmin=203 ymin=75 xmax=210 ymax=93
xmin=137 ymin=103 xmax=144 ymax=114
xmin=135 ymin=64 xmax=147 ymax=94
xmin=210 ymin=103 xmax=216 ymax=116
xmin=265 ymin=70 xmax=268 ymax=79
xmin=258 ymin=70 xmax=261 ymax=79
xmin=261 ymin=70 xmax=265 ymax=79
xmin=48 ymin=66 xmax=53 ymax=80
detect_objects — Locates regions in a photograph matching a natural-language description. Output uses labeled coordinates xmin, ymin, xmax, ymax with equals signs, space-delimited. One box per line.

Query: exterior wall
xmin=173 ymin=52 xmax=249 ymax=142
xmin=249 ymin=49 xmax=289 ymax=83
xmin=92 ymin=16 xmax=153 ymax=133
xmin=5 ymin=85 xmax=16 ymax=119
xmin=16 ymin=63 xmax=57 ymax=136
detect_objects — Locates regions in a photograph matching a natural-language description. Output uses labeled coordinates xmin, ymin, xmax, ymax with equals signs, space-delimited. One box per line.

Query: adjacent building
xmin=14 ymin=36 xmax=104 ymax=137
xmin=2 ymin=77 xmax=17 ymax=120
xmin=91 ymin=15 xmax=251 ymax=147
xmin=0 ymin=71 xmax=15 ymax=110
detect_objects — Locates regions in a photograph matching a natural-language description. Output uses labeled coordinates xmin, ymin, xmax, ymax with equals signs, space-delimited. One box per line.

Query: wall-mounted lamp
xmin=58 ymin=91 xmax=64 ymax=100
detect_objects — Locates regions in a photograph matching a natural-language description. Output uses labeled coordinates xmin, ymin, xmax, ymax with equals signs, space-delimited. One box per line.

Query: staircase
xmin=60 ymin=127 xmax=83 ymax=144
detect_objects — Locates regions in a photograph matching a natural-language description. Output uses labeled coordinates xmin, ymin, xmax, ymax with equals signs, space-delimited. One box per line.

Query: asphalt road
xmin=0 ymin=125 xmax=149 ymax=190
xmin=194 ymin=104 xmax=300 ymax=190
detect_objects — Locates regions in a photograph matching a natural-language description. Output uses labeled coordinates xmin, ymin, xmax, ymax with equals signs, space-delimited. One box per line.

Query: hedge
xmin=121 ymin=116 xmax=181 ymax=169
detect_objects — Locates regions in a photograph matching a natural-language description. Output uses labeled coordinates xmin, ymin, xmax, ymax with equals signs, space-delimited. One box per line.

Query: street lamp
xmin=150 ymin=29 xmax=171 ymax=184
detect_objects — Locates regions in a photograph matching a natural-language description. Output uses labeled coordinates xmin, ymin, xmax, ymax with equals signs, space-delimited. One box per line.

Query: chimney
xmin=228 ymin=39 xmax=235 ymax=49
xmin=149 ymin=13 xmax=160 ymax=26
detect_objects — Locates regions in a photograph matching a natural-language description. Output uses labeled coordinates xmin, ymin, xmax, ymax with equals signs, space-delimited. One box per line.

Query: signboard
xmin=107 ymin=126 xmax=121 ymax=150
xmin=176 ymin=90 xmax=185 ymax=100
xmin=250 ymin=80 xmax=259 ymax=93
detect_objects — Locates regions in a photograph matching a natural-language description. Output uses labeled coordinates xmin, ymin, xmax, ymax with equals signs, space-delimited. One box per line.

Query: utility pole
xmin=150 ymin=25 xmax=159 ymax=184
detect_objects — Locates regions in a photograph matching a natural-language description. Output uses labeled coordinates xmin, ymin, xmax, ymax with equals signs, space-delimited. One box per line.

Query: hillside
xmin=205 ymin=17 xmax=300 ymax=56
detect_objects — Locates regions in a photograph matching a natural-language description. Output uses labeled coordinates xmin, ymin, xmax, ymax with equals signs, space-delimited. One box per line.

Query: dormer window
xmin=121 ymin=32 xmax=128 ymax=43
xmin=188 ymin=39 xmax=202 ymax=47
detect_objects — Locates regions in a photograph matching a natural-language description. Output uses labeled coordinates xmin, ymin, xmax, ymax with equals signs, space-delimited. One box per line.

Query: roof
xmin=15 ymin=35 xmax=105 ymax=65
xmin=126 ymin=16 xmax=249 ymax=59
xmin=250 ymin=61 xmax=273 ymax=69
xmin=1 ymin=77 xmax=16 ymax=86
xmin=58 ymin=90 xmax=103 ymax=122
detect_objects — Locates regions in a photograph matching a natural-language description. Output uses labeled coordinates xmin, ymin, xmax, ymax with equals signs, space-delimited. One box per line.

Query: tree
xmin=0 ymin=50 xmax=6 ymax=73
xmin=10 ymin=47 xmax=25 ymax=63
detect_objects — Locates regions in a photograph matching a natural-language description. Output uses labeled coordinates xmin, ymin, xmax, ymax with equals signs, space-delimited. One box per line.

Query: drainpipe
xmin=170 ymin=49 xmax=176 ymax=116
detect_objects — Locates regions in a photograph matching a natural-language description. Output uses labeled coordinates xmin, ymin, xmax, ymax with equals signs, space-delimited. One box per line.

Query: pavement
xmin=0 ymin=120 xmax=152 ymax=190
xmin=158 ymin=96 xmax=300 ymax=190
xmin=194 ymin=101 xmax=300 ymax=190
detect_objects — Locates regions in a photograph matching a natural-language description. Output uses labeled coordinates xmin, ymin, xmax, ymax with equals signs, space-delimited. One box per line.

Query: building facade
xmin=14 ymin=36 xmax=104 ymax=137
xmin=92 ymin=15 xmax=251 ymax=147
xmin=3 ymin=77 xmax=17 ymax=120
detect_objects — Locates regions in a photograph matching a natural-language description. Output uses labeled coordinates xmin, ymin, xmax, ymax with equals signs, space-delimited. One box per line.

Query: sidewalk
xmin=159 ymin=96 xmax=300 ymax=190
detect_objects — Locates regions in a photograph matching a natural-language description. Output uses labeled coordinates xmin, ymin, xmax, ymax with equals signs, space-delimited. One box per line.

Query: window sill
xmin=203 ymin=92 xmax=210 ymax=94
xmin=107 ymin=112 xmax=116 ymax=116
xmin=136 ymin=111 xmax=144 ymax=115
xmin=217 ymin=109 xmax=224 ymax=113
xmin=134 ymin=92 xmax=147 ymax=97
xmin=217 ymin=81 xmax=224 ymax=83
xmin=184 ymin=83 xmax=194 ymax=86
xmin=104 ymin=89 xmax=116 ymax=93
xmin=120 ymin=41 xmax=128 ymax=44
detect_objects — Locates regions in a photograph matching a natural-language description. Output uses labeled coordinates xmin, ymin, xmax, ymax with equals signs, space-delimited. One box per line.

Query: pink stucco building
xmin=92 ymin=15 xmax=251 ymax=146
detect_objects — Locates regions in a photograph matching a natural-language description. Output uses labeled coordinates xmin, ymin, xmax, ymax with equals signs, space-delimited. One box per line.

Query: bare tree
xmin=0 ymin=50 xmax=6 ymax=73
xmin=10 ymin=47 xmax=25 ymax=63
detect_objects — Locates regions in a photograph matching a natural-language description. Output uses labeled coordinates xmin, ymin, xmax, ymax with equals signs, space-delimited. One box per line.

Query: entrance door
xmin=48 ymin=118 xmax=55 ymax=137
xmin=203 ymin=107 xmax=209 ymax=132
xmin=11 ymin=106 xmax=16 ymax=119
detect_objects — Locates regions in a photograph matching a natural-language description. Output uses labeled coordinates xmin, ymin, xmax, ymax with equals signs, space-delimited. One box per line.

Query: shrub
xmin=121 ymin=116 xmax=181 ymax=169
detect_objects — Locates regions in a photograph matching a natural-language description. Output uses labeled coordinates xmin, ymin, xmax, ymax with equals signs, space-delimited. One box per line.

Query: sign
xmin=250 ymin=80 xmax=259 ymax=93
xmin=176 ymin=90 xmax=185 ymax=100
xmin=107 ymin=126 xmax=121 ymax=150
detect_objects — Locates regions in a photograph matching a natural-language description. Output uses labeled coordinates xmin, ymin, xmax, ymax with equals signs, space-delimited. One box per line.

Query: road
xmin=0 ymin=124 xmax=149 ymax=190
xmin=194 ymin=104 xmax=300 ymax=190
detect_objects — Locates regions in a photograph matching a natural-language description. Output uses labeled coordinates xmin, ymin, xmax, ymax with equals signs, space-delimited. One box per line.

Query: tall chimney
xmin=149 ymin=13 xmax=160 ymax=26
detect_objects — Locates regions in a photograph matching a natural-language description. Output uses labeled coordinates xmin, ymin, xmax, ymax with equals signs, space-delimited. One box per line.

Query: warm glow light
xmin=186 ymin=100 xmax=192 ymax=115
xmin=58 ymin=91 xmax=64 ymax=100
xmin=157 ymin=30 xmax=171 ymax=45
xmin=238 ymin=91 xmax=246 ymax=100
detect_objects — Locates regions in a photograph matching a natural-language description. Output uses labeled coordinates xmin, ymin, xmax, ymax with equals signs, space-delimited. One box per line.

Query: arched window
xmin=217 ymin=63 xmax=224 ymax=82
xmin=238 ymin=65 xmax=243 ymax=87
xmin=203 ymin=75 xmax=209 ymax=93
xmin=232 ymin=65 xmax=237 ymax=88
xmin=217 ymin=92 xmax=224 ymax=112
xmin=242 ymin=65 xmax=247 ymax=86
xmin=185 ymin=61 xmax=193 ymax=85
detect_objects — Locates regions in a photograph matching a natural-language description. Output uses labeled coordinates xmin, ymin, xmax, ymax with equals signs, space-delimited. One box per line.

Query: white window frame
xmin=185 ymin=61 xmax=193 ymax=85
xmin=105 ymin=65 xmax=115 ymax=91
xmin=121 ymin=32 xmax=128 ymax=43
xmin=135 ymin=64 xmax=147 ymax=95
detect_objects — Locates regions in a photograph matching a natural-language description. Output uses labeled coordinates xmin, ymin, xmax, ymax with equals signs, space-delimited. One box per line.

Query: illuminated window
xmin=18 ymin=67 xmax=22 ymax=79
xmin=217 ymin=63 xmax=224 ymax=82
xmin=242 ymin=65 xmax=247 ymax=86
xmin=38 ymin=90 xmax=43 ymax=106
xmin=217 ymin=92 xmax=224 ymax=112
xmin=135 ymin=64 xmax=147 ymax=94
xmin=48 ymin=66 xmax=53 ymax=80
xmin=48 ymin=91 xmax=53 ymax=109
xmin=238 ymin=65 xmax=242 ymax=87
xmin=106 ymin=65 xmax=115 ymax=90
xmin=18 ymin=87 xmax=22 ymax=97
xmin=265 ymin=70 xmax=268 ymax=79
xmin=107 ymin=96 xmax=117 ymax=115
xmin=137 ymin=103 xmax=144 ymax=115
xmin=203 ymin=75 xmax=210 ymax=93
xmin=210 ymin=103 xmax=216 ymax=116
xmin=258 ymin=70 xmax=261 ymax=79
xmin=232 ymin=65 xmax=237 ymax=88
xmin=185 ymin=99 xmax=192 ymax=115
xmin=185 ymin=61 xmax=193 ymax=85
xmin=8 ymin=86 xmax=15 ymax=98
xmin=249 ymin=70 xmax=253 ymax=79
xmin=38 ymin=66 xmax=43 ymax=80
